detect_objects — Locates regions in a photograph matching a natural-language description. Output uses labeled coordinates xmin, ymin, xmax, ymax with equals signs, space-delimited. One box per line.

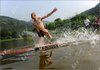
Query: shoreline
xmin=0 ymin=38 xmax=23 ymax=42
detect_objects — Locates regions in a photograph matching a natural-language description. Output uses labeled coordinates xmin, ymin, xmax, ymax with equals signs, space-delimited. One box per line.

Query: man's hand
xmin=52 ymin=8 xmax=57 ymax=12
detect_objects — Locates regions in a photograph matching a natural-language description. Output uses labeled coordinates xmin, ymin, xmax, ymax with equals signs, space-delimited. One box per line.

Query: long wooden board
xmin=0 ymin=43 xmax=69 ymax=56
xmin=34 ymin=42 xmax=69 ymax=51
xmin=34 ymin=43 xmax=59 ymax=51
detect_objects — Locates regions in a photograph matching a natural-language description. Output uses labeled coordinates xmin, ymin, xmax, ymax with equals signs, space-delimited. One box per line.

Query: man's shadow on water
xmin=39 ymin=51 xmax=53 ymax=69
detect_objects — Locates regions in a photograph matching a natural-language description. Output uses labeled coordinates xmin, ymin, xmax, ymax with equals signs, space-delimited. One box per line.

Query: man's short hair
xmin=31 ymin=12 xmax=36 ymax=18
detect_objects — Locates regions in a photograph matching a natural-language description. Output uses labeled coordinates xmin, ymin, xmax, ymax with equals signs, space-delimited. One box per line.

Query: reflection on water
xmin=0 ymin=39 xmax=34 ymax=52
xmin=39 ymin=51 xmax=52 ymax=69
xmin=0 ymin=50 xmax=53 ymax=70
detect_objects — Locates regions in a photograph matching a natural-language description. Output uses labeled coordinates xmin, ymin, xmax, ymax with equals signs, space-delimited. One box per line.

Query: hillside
xmin=81 ymin=3 xmax=100 ymax=16
xmin=0 ymin=16 xmax=33 ymax=39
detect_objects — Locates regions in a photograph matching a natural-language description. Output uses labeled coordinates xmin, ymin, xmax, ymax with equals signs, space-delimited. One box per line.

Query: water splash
xmin=56 ymin=28 xmax=100 ymax=46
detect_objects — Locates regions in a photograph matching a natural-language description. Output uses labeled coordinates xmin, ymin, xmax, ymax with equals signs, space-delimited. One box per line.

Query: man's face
xmin=31 ymin=13 xmax=37 ymax=19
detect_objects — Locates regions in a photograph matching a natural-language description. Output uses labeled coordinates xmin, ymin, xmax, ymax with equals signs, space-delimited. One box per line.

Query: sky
xmin=0 ymin=0 xmax=99 ymax=21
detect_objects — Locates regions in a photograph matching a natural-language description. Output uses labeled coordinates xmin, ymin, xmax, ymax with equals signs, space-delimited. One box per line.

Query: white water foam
xmin=56 ymin=28 xmax=100 ymax=46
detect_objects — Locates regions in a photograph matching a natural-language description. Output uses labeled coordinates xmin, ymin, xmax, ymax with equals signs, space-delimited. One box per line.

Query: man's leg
xmin=43 ymin=29 xmax=52 ymax=39
xmin=36 ymin=31 xmax=45 ymax=46
xmin=43 ymin=29 xmax=52 ymax=44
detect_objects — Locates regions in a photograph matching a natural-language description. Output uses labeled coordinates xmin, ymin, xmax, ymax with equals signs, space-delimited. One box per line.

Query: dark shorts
xmin=37 ymin=30 xmax=45 ymax=37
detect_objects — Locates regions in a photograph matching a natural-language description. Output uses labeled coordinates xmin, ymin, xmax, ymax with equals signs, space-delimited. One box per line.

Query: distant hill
xmin=0 ymin=16 xmax=33 ymax=39
xmin=81 ymin=3 xmax=100 ymax=16
xmin=0 ymin=16 xmax=33 ymax=32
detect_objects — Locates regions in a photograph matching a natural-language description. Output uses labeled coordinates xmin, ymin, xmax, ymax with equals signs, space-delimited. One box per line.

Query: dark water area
xmin=0 ymin=39 xmax=34 ymax=52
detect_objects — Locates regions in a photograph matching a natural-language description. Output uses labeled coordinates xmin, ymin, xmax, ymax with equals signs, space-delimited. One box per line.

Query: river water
xmin=0 ymin=28 xmax=100 ymax=70
xmin=0 ymin=39 xmax=34 ymax=52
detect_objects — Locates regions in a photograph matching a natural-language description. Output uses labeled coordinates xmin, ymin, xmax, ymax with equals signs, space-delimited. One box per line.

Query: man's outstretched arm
xmin=41 ymin=8 xmax=57 ymax=20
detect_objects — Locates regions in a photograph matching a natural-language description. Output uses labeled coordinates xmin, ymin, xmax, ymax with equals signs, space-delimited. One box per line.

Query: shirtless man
xmin=31 ymin=8 xmax=57 ymax=43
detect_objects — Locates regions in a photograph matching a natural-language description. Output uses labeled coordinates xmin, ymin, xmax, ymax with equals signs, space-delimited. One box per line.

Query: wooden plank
xmin=34 ymin=43 xmax=59 ymax=51
xmin=34 ymin=42 xmax=69 ymax=51
xmin=0 ymin=47 xmax=34 ymax=56
xmin=0 ymin=43 xmax=69 ymax=56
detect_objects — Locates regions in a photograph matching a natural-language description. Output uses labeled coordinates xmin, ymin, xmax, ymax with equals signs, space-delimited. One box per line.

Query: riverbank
xmin=0 ymin=38 xmax=23 ymax=42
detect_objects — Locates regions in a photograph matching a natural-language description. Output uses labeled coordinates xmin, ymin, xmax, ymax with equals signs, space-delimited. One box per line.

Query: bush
xmin=47 ymin=22 xmax=56 ymax=30
xmin=6 ymin=36 xmax=12 ymax=39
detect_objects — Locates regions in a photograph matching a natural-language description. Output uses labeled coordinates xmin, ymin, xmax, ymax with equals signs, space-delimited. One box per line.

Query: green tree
xmin=47 ymin=22 xmax=55 ymax=30
xmin=54 ymin=18 xmax=62 ymax=27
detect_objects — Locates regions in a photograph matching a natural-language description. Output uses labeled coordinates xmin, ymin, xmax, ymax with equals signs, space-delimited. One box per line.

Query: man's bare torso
xmin=34 ymin=17 xmax=44 ymax=32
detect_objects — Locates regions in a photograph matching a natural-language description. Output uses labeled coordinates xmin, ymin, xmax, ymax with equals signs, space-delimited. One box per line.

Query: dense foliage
xmin=47 ymin=14 xmax=97 ymax=30
xmin=0 ymin=16 xmax=33 ymax=40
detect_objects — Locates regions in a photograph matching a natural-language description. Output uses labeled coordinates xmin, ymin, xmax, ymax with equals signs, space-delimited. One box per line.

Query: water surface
xmin=0 ymin=29 xmax=100 ymax=70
